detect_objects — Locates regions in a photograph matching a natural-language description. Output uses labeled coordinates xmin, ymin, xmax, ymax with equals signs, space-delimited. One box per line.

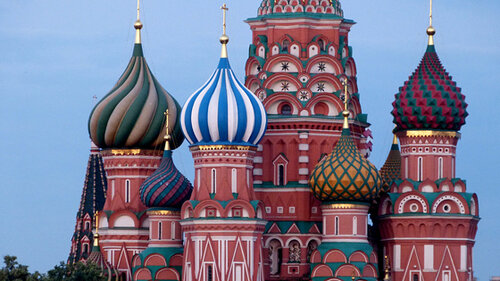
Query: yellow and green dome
xmin=309 ymin=129 xmax=381 ymax=202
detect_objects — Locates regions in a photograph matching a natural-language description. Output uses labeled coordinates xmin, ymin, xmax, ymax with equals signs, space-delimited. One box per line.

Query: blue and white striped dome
xmin=181 ymin=58 xmax=267 ymax=146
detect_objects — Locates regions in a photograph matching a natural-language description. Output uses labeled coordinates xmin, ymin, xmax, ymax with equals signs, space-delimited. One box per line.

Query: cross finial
xmin=219 ymin=4 xmax=229 ymax=58
xmin=221 ymin=4 xmax=228 ymax=35
xmin=426 ymin=0 xmax=436 ymax=45
xmin=163 ymin=109 xmax=171 ymax=151
xmin=342 ymin=78 xmax=350 ymax=129
xmin=134 ymin=0 xmax=143 ymax=44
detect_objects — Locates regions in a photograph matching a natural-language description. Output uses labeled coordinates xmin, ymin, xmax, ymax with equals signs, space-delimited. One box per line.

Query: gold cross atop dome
xmin=134 ymin=0 xmax=143 ymax=44
xmin=342 ymin=78 xmax=350 ymax=129
xmin=427 ymin=0 xmax=436 ymax=45
xmin=220 ymin=4 xmax=229 ymax=58
xmin=164 ymin=109 xmax=171 ymax=151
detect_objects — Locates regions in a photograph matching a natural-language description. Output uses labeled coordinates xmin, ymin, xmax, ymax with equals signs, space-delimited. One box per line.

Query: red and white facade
xmin=180 ymin=146 xmax=266 ymax=281
xmin=97 ymin=149 xmax=162 ymax=280
xmin=378 ymin=131 xmax=479 ymax=281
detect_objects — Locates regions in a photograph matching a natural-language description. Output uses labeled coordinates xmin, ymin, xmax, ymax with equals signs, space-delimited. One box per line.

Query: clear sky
xmin=1 ymin=0 xmax=499 ymax=279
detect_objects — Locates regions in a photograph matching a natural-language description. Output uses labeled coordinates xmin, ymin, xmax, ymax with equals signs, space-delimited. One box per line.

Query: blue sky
xmin=1 ymin=0 xmax=499 ymax=279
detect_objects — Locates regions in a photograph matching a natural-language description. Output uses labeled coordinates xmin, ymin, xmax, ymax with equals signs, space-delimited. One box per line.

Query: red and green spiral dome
xmin=392 ymin=45 xmax=468 ymax=132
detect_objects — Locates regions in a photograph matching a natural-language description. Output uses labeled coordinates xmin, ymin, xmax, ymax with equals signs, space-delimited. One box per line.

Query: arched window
xmin=231 ymin=168 xmax=237 ymax=193
xmin=413 ymin=273 xmax=419 ymax=281
xmin=211 ymin=169 xmax=217 ymax=194
xmin=125 ymin=179 xmax=131 ymax=203
xmin=171 ymin=222 xmax=176 ymax=240
xmin=418 ymin=157 xmax=423 ymax=181
xmin=85 ymin=221 xmax=90 ymax=231
xmin=335 ymin=216 xmax=339 ymax=235
xmin=318 ymin=39 xmax=325 ymax=51
xmin=282 ymin=40 xmax=290 ymax=52
xmin=158 ymin=222 xmax=162 ymax=240
xmin=280 ymin=104 xmax=292 ymax=115
xmin=278 ymin=165 xmax=285 ymax=186
xmin=82 ymin=243 xmax=88 ymax=254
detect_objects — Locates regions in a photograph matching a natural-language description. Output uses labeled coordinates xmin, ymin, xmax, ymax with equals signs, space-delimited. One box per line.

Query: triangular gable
xmin=286 ymin=223 xmax=301 ymax=234
xmin=198 ymin=236 xmax=221 ymax=281
xmin=227 ymin=235 xmax=251 ymax=281
xmin=402 ymin=246 xmax=424 ymax=281
xmin=268 ymin=223 xmax=282 ymax=234
xmin=308 ymin=224 xmax=321 ymax=234
xmin=435 ymin=246 xmax=460 ymax=281
xmin=116 ymin=243 xmax=132 ymax=280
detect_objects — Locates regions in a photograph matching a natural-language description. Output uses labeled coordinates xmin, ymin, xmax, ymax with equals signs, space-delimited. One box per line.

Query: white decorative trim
xmin=398 ymin=195 xmax=428 ymax=213
xmin=432 ymin=195 xmax=465 ymax=214
xmin=298 ymin=156 xmax=309 ymax=163
xmin=298 ymin=144 xmax=309 ymax=151
xmin=298 ymin=168 xmax=309 ymax=175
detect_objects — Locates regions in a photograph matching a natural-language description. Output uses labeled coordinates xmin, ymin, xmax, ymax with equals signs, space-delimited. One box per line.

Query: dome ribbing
xmin=181 ymin=58 xmax=267 ymax=146
xmin=309 ymin=129 xmax=381 ymax=202
xmin=392 ymin=45 xmax=468 ymax=132
xmin=88 ymin=44 xmax=184 ymax=149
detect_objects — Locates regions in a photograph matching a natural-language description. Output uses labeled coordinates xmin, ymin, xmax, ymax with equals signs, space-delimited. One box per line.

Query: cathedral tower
xmin=179 ymin=5 xmax=268 ymax=281
xmin=244 ymin=2 xmax=373 ymax=278
xmin=377 ymin=2 xmax=479 ymax=281
xmin=308 ymin=82 xmax=381 ymax=281
xmin=88 ymin=2 xmax=184 ymax=279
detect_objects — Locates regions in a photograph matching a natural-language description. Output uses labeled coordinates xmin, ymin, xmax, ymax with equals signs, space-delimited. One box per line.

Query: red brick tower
xmin=179 ymin=6 xmax=268 ymax=281
xmin=377 ymin=2 xmax=479 ymax=281
xmin=244 ymin=0 xmax=372 ymax=279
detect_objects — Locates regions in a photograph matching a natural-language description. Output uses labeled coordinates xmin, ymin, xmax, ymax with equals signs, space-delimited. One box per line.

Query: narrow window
xmin=278 ymin=164 xmax=285 ymax=186
xmin=438 ymin=157 xmax=443 ymax=178
xmin=318 ymin=39 xmax=325 ymax=51
xmin=211 ymin=169 xmax=216 ymax=194
xmin=82 ymin=244 xmax=88 ymax=254
xmin=335 ymin=216 xmax=339 ymax=235
xmin=282 ymin=40 xmax=290 ymax=52
xmin=413 ymin=273 xmax=419 ymax=281
xmin=197 ymin=169 xmax=201 ymax=190
xmin=353 ymin=216 xmax=357 ymax=236
xmin=85 ymin=221 xmax=90 ymax=231
xmin=405 ymin=158 xmax=409 ymax=178
xmin=207 ymin=265 xmax=213 ymax=281
xmin=417 ymin=157 xmax=423 ymax=181
xmin=171 ymin=222 xmax=176 ymax=240
xmin=111 ymin=180 xmax=115 ymax=199
xmin=125 ymin=179 xmax=130 ymax=203
xmin=452 ymin=158 xmax=455 ymax=178
xmin=158 ymin=222 xmax=162 ymax=240
xmin=232 ymin=168 xmax=237 ymax=193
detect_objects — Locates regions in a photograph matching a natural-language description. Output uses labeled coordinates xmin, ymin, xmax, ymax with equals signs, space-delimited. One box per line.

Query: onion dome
xmin=392 ymin=18 xmax=468 ymax=132
xmin=88 ymin=15 xmax=184 ymax=150
xmin=309 ymin=84 xmax=381 ymax=202
xmin=379 ymin=135 xmax=401 ymax=192
xmin=257 ymin=0 xmax=343 ymax=17
xmin=139 ymin=150 xmax=193 ymax=209
xmin=181 ymin=16 xmax=267 ymax=147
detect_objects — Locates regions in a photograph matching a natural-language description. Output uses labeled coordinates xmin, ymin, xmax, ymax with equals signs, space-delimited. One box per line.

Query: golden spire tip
xmin=392 ymin=134 xmax=398 ymax=145
xmin=342 ymin=78 xmax=350 ymax=129
xmin=426 ymin=0 xmax=435 ymax=46
xmin=134 ymin=0 xmax=143 ymax=44
xmin=164 ymin=109 xmax=171 ymax=151
xmin=220 ymin=4 xmax=229 ymax=58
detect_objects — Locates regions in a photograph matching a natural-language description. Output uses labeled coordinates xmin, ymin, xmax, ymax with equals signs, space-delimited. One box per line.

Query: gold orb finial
xmin=164 ymin=109 xmax=171 ymax=151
